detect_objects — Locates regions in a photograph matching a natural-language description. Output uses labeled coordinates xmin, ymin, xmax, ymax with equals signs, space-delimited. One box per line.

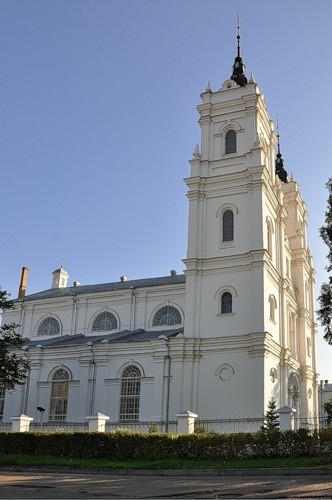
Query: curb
xmin=0 ymin=465 xmax=331 ymax=476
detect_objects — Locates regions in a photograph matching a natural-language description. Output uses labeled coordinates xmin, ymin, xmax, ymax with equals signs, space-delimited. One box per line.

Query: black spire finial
xmin=231 ymin=13 xmax=247 ymax=86
xmin=275 ymin=116 xmax=288 ymax=183
xmin=237 ymin=13 xmax=241 ymax=58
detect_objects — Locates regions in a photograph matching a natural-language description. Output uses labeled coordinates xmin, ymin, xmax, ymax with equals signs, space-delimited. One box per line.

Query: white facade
xmin=1 ymin=50 xmax=318 ymax=428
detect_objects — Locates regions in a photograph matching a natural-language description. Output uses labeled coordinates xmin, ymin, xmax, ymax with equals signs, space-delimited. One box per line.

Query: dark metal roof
xmin=25 ymin=328 xmax=184 ymax=348
xmin=16 ymin=274 xmax=186 ymax=302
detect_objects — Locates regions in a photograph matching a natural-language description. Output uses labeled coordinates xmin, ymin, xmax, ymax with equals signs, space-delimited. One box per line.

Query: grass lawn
xmin=1 ymin=454 xmax=332 ymax=470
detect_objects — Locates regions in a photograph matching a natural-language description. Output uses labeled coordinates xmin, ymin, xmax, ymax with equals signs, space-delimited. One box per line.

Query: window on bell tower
xmin=222 ymin=210 xmax=234 ymax=242
xmin=221 ymin=292 xmax=232 ymax=314
xmin=225 ymin=130 xmax=236 ymax=154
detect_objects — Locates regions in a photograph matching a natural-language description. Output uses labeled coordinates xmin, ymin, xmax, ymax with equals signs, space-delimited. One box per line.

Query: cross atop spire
xmin=237 ymin=12 xmax=241 ymax=58
xmin=230 ymin=13 xmax=247 ymax=86
xmin=275 ymin=116 xmax=288 ymax=183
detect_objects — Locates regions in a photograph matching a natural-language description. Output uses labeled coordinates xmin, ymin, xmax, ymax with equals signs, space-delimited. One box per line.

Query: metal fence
xmin=0 ymin=418 xmax=263 ymax=434
xmin=105 ymin=420 xmax=178 ymax=433
xmin=0 ymin=422 xmax=12 ymax=432
xmin=293 ymin=417 xmax=329 ymax=431
xmin=195 ymin=417 xmax=264 ymax=434
xmin=29 ymin=422 xmax=88 ymax=432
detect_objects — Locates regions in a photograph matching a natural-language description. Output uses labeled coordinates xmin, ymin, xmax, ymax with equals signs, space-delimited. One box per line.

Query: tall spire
xmin=236 ymin=12 xmax=241 ymax=58
xmin=275 ymin=116 xmax=288 ymax=183
xmin=230 ymin=13 xmax=247 ymax=86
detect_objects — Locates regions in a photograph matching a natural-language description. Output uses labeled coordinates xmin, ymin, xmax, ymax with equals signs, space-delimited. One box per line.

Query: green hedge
xmin=1 ymin=429 xmax=331 ymax=461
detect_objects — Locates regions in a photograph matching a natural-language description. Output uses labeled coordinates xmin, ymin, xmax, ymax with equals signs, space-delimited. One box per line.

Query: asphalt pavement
xmin=0 ymin=467 xmax=332 ymax=499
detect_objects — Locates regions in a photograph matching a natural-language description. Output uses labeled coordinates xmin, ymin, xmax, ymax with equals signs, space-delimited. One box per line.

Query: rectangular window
xmin=49 ymin=381 xmax=68 ymax=421
xmin=119 ymin=396 xmax=140 ymax=421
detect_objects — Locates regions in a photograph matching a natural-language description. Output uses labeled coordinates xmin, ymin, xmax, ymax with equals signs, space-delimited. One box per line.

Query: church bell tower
xmin=184 ymin=31 xmax=277 ymax=341
xmin=182 ymin=26 xmax=317 ymax=422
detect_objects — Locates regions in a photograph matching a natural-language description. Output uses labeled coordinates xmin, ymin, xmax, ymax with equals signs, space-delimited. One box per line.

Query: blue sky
xmin=0 ymin=0 xmax=331 ymax=379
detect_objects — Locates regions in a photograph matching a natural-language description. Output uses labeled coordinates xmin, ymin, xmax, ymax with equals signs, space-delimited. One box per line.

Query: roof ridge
xmin=14 ymin=274 xmax=186 ymax=302
xmin=24 ymin=328 xmax=185 ymax=347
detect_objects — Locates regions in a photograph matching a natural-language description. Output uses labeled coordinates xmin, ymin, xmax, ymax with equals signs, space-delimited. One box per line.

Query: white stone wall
xmin=4 ymin=283 xmax=185 ymax=341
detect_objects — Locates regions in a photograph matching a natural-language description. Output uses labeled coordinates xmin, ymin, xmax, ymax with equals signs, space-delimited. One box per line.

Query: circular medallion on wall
xmin=216 ymin=363 xmax=235 ymax=381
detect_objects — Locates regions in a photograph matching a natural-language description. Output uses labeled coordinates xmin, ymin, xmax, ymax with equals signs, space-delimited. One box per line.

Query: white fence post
xmin=176 ymin=410 xmax=198 ymax=434
xmin=277 ymin=405 xmax=296 ymax=431
xmin=86 ymin=412 xmax=109 ymax=432
xmin=10 ymin=414 xmax=33 ymax=432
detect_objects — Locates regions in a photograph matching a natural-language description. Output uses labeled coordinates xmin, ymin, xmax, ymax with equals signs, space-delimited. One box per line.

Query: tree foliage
xmin=323 ymin=399 xmax=332 ymax=426
xmin=261 ymin=397 xmax=280 ymax=431
xmin=0 ymin=287 xmax=29 ymax=390
xmin=317 ymin=178 xmax=332 ymax=345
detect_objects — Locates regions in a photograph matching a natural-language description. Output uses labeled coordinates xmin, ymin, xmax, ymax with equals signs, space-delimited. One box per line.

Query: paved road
xmin=0 ymin=471 xmax=332 ymax=498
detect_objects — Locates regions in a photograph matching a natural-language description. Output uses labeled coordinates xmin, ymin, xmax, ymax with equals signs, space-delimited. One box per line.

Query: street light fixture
xmin=37 ymin=406 xmax=45 ymax=424
xmin=158 ymin=335 xmax=171 ymax=433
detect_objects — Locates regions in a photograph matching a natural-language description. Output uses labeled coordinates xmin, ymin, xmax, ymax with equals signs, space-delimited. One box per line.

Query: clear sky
xmin=0 ymin=0 xmax=331 ymax=379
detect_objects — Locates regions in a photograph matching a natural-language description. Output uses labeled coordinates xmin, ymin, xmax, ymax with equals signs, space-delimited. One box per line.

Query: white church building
xmin=1 ymin=33 xmax=318 ymax=430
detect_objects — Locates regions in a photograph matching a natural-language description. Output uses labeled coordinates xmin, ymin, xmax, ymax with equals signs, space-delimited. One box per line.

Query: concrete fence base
xmin=10 ymin=414 xmax=33 ymax=432
xmin=176 ymin=410 xmax=198 ymax=434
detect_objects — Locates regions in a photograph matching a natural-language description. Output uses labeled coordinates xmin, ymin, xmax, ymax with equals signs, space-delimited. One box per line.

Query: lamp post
xmin=87 ymin=342 xmax=96 ymax=415
xmin=37 ymin=406 xmax=45 ymax=424
xmin=159 ymin=335 xmax=171 ymax=433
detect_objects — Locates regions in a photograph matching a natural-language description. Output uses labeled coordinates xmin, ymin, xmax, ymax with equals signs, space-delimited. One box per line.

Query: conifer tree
xmin=0 ymin=287 xmax=29 ymax=390
xmin=317 ymin=178 xmax=332 ymax=345
xmin=261 ymin=397 xmax=280 ymax=431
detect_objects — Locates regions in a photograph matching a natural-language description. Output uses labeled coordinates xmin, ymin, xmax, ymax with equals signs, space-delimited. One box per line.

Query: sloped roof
xmin=25 ymin=327 xmax=184 ymax=348
xmin=16 ymin=274 xmax=186 ymax=302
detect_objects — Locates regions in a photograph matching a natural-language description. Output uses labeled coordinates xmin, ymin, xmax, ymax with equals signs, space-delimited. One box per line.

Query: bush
xmin=0 ymin=428 xmax=330 ymax=462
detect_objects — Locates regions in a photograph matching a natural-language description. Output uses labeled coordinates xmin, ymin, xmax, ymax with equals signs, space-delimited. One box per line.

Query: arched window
xmin=0 ymin=383 xmax=5 ymax=421
xmin=152 ymin=305 xmax=181 ymax=326
xmin=119 ymin=365 xmax=141 ymax=421
xmin=49 ymin=369 xmax=69 ymax=421
xmin=222 ymin=210 xmax=234 ymax=242
xmin=92 ymin=311 xmax=118 ymax=332
xmin=225 ymin=130 xmax=236 ymax=154
xmin=38 ymin=317 xmax=60 ymax=336
xmin=221 ymin=292 xmax=232 ymax=314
